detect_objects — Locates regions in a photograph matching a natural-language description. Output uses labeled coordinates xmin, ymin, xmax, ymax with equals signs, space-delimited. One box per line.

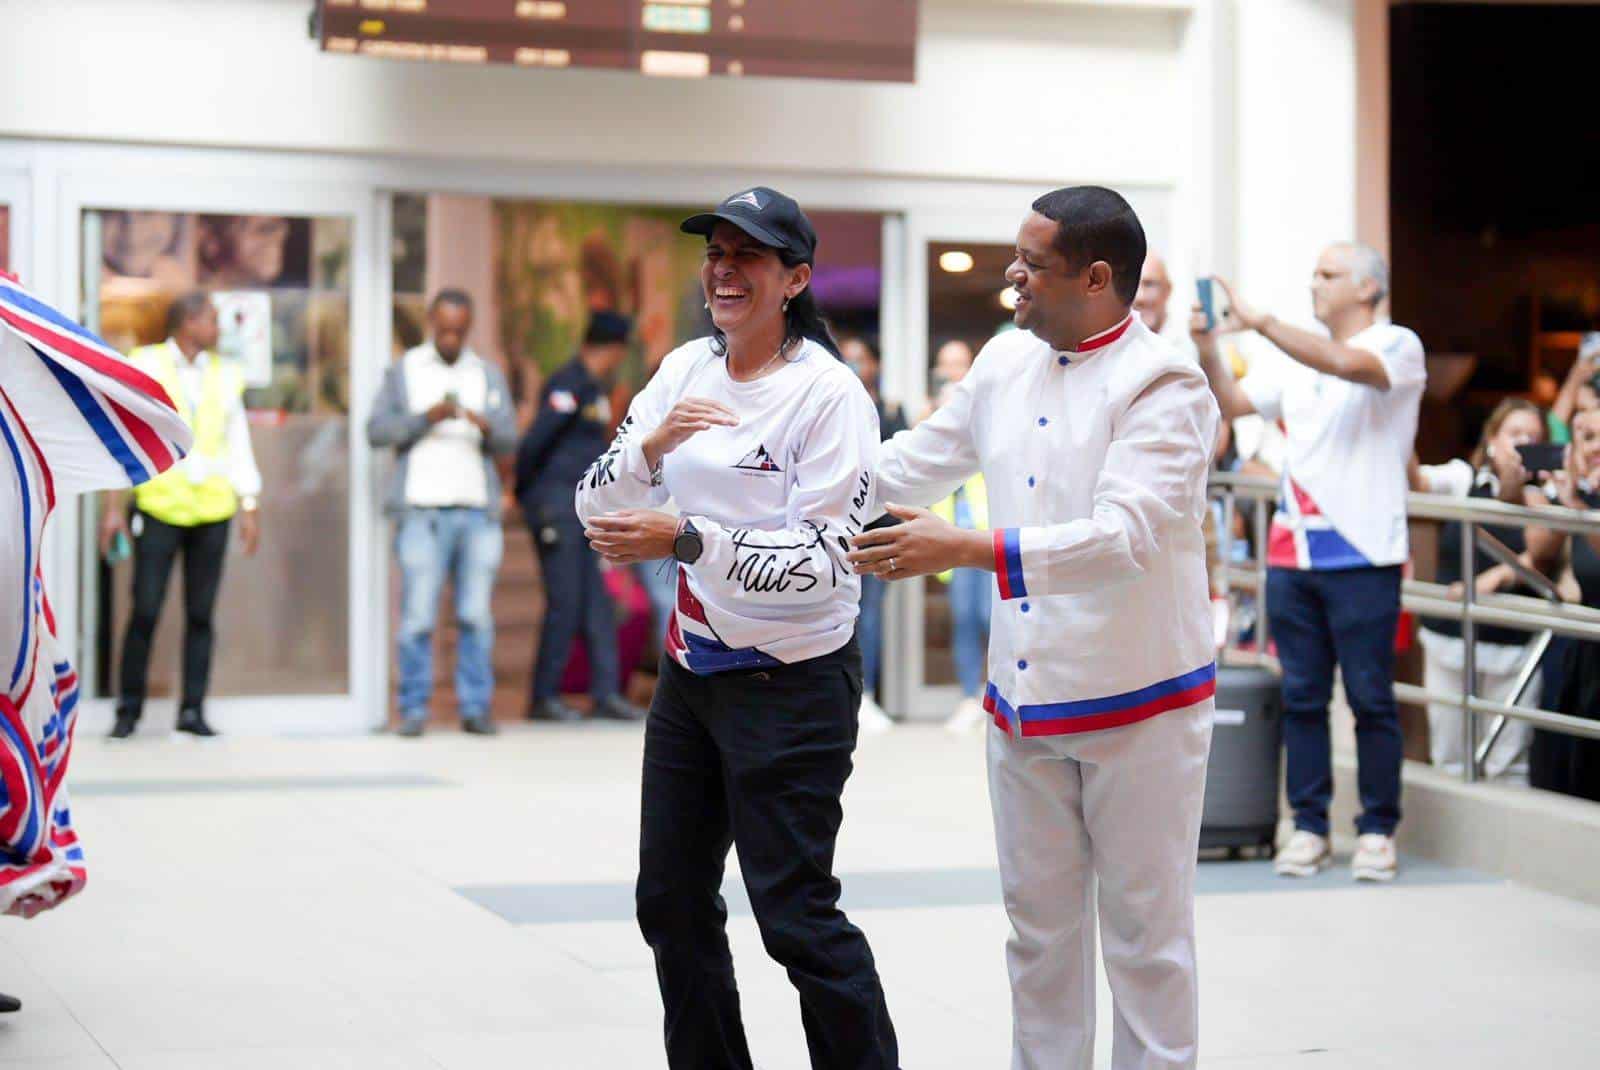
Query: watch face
xmin=674 ymin=531 xmax=703 ymax=565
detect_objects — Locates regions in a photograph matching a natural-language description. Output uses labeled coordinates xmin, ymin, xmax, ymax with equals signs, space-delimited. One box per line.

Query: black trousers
xmin=117 ymin=512 xmax=231 ymax=717
xmin=637 ymin=639 xmax=899 ymax=1070
xmin=527 ymin=506 xmax=619 ymax=703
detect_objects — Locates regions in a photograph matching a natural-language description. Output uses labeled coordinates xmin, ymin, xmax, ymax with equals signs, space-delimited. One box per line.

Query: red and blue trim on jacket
xmin=983 ymin=662 xmax=1216 ymax=736
xmin=992 ymin=528 xmax=1028 ymax=601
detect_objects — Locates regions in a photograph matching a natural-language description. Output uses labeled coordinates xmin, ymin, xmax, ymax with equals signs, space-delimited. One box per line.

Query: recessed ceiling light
xmin=998 ymin=288 xmax=1019 ymax=311
xmin=939 ymin=250 xmax=975 ymax=274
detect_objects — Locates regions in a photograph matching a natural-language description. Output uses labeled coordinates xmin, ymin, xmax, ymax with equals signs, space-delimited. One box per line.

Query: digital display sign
xmin=316 ymin=1 xmax=919 ymax=83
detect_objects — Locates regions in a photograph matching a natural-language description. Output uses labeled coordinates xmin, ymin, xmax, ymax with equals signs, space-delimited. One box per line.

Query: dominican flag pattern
xmin=983 ymin=663 xmax=1217 ymax=737
xmin=665 ymin=568 xmax=782 ymax=675
xmin=0 ymin=275 xmax=190 ymax=917
xmin=1267 ymin=475 xmax=1371 ymax=571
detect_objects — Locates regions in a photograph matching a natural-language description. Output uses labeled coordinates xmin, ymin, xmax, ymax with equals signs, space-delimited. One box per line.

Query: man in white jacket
xmin=849 ymin=187 xmax=1219 ymax=1070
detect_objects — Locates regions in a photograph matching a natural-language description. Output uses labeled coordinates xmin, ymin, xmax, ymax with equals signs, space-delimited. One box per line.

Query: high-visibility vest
xmin=931 ymin=474 xmax=988 ymax=583
xmin=130 ymin=342 xmax=244 ymax=527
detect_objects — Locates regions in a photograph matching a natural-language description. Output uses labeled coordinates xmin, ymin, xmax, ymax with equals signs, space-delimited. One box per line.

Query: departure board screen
xmin=316 ymin=1 xmax=919 ymax=83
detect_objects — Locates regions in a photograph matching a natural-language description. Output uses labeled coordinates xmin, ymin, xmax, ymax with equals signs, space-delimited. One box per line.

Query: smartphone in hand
xmin=1515 ymin=442 xmax=1566 ymax=480
xmin=1196 ymin=277 xmax=1217 ymax=331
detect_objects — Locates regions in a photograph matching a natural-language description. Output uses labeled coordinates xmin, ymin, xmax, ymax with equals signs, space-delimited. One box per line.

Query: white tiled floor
xmin=2 ymin=723 xmax=1597 ymax=1068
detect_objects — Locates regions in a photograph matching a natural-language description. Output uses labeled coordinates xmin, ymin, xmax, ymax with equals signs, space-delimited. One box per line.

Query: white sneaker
xmin=1351 ymin=834 xmax=1398 ymax=883
xmin=944 ymin=698 xmax=987 ymax=735
xmin=1273 ymin=830 xmax=1331 ymax=877
xmin=858 ymin=695 xmax=895 ymax=736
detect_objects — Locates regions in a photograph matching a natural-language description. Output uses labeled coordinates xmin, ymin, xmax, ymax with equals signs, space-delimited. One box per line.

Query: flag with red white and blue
xmin=0 ymin=274 xmax=191 ymax=917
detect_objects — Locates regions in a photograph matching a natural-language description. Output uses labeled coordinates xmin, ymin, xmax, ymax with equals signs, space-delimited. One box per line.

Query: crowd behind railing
xmin=1206 ymin=358 xmax=1600 ymax=809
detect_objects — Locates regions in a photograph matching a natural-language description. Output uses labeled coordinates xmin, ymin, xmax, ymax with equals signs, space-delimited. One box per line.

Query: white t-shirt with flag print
xmin=575 ymin=337 xmax=878 ymax=675
xmin=1241 ymin=320 xmax=1426 ymax=570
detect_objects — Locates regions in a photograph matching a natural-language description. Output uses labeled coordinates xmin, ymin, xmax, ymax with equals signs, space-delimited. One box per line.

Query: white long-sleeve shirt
xmin=575 ymin=337 xmax=878 ymax=674
xmin=877 ymin=314 xmax=1221 ymax=737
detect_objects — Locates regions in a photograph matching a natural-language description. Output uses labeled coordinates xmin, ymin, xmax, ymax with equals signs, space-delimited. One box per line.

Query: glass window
xmin=82 ymin=209 xmax=353 ymax=701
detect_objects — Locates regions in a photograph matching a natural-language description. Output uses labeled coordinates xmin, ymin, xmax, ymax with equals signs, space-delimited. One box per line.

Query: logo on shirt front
xmin=732 ymin=443 xmax=782 ymax=474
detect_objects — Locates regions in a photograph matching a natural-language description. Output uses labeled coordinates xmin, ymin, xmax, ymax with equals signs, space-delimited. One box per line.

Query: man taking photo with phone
xmin=1192 ymin=244 xmax=1425 ymax=883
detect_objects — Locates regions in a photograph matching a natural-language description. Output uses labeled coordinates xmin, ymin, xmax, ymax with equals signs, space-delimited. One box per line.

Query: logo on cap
xmin=726 ymin=191 xmax=764 ymax=211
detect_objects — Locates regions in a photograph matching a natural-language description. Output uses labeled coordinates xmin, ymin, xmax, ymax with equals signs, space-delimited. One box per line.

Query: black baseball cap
xmin=680 ymin=187 xmax=818 ymax=265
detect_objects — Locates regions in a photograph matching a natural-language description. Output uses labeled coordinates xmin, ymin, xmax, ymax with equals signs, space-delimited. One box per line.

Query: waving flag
xmin=0 ymin=275 xmax=190 ymax=917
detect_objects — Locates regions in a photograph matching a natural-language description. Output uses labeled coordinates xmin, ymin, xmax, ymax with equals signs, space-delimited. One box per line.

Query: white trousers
xmin=987 ymin=701 xmax=1213 ymax=1070
xmin=1419 ymin=631 xmax=1537 ymax=782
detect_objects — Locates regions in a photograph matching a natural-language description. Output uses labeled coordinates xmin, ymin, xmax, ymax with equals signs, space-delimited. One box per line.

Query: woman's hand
xmin=1543 ymin=444 xmax=1587 ymax=511
xmin=641 ymin=398 xmax=739 ymax=470
xmin=1488 ymin=446 xmax=1531 ymax=496
xmin=585 ymin=510 xmax=681 ymax=565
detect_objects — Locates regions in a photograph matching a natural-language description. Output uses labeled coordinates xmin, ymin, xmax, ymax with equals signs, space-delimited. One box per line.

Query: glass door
xmin=83 ymin=207 xmax=354 ymax=700
xmin=915 ymin=241 xmax=1019 ymax=719
xmin=59 ymin=174 xmax=379 ymax=733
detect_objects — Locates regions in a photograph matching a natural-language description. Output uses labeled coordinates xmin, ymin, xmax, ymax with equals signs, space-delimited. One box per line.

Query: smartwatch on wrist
xmin=672 ymin=516 xmax=704 ymax=565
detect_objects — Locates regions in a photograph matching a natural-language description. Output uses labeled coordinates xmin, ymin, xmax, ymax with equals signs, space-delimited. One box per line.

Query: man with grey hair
xmin=1192 ymin=243 xmax=1424 ymax=884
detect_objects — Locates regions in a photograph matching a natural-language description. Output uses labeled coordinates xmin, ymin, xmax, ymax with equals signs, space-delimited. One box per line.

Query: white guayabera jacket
xmin=877 ymin=313 xmax=1221 ymax=737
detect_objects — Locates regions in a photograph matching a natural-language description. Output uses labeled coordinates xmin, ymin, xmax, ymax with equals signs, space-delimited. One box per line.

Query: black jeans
xmin=117 ymin=512 xmax=231 ymax=717
xmin=637 ymin=639 xmax=899 ymax=1070
xmin=1266 ymin=565 xmax=1404 ymax=836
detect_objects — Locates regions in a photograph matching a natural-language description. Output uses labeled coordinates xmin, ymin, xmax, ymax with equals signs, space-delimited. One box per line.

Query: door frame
xmin=50 ymin=167 xmax=382 ymax=735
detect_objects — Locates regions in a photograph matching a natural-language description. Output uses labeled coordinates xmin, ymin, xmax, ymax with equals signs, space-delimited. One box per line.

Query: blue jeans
xmin=860 ymin=575 xmax=886 ymax=696
xmin=948 ymin=568 xmax=991 ymax=699
xmin=1266 ymin=565 xmax=1403 ymax=837
xmin=395 ymin=507 xmax=503 ymax=722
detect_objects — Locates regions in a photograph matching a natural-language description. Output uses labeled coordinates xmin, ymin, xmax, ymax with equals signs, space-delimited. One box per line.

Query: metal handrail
xmin=1207 ymin=470 xmax=1600 ymax=775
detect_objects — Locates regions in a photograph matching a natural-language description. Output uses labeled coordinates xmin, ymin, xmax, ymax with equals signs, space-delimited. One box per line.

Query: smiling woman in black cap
xmin=576 ymin=188 xmax=899 ymax=1069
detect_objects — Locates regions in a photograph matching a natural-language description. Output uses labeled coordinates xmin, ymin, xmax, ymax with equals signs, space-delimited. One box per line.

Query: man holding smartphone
xmin=368 ymin=289 xmax=518 ymax=736
xmin=1192 ymin=244 xmax=1425 ymax=882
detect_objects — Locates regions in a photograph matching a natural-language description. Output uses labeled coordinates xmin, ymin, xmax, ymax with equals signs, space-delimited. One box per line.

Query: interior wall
xmin=0 ymin=0 xmax=1187 ymax=189
xmin=1233 ymin=0 xmax=1358 ymax=330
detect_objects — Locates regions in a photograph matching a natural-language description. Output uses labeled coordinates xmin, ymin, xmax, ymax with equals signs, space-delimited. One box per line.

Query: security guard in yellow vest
xmin=99 ymin=293 xmax=262 ymax=739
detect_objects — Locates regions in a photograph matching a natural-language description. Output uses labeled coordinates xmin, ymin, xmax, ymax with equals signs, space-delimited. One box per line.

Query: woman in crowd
xmin=1524 ymin=408 xmax=1600 ymax=801
xmin=575 ymin=188 xmax=898 ymax=1069
xmin=1410 ymin=398 xmax=1553 ymax=780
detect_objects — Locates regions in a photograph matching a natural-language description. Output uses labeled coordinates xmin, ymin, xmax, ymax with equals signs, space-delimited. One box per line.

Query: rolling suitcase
xmin=1200 ymin=664 xmax=1282 ymax=855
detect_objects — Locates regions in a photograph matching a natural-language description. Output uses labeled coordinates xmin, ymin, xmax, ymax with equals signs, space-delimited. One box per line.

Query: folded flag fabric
xmin=0 ymin=275 xmax=191 ymax=917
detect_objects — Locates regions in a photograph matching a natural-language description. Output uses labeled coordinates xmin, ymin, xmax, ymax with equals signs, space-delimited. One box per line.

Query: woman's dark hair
xmin=708 ymin=245 xmax=842 ymax=361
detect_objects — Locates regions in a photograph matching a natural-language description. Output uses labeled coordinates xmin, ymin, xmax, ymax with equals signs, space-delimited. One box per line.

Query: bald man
xmin=1194 ymin=244 xmax=1425 ymax=884
xmin=1132 ymin=252 xmax=1173 ymax=335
